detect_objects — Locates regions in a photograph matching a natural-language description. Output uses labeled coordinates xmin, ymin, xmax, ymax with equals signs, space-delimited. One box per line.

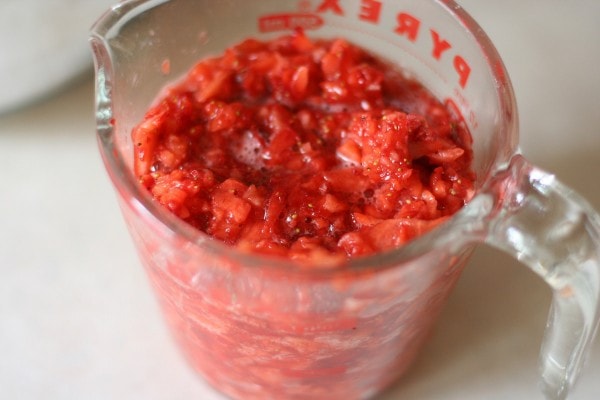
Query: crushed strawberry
xmin=132 ymin=31 xmax=475 ymax=264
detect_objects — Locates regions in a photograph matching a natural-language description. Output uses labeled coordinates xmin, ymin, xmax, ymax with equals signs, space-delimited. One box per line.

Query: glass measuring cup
xmin=90 ymin=0 xmax=600 ymax=399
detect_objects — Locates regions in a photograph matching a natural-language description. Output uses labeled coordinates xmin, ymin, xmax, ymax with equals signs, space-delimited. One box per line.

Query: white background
xmin=1 ymin=1 xmax=599 ymax=399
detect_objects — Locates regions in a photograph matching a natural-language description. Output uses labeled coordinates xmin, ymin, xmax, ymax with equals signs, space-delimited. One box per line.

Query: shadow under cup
xmin=91 ymin=1 xmax=600 ymax=399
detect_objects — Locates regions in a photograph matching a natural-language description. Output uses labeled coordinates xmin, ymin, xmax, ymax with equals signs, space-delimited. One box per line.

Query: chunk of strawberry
xmin=209 ymin=179 xmax=252 ymax=243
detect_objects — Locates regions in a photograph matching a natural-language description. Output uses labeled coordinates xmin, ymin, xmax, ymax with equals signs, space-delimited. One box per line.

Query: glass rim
xmin=91 ymin=0 xmax=518 ymax=277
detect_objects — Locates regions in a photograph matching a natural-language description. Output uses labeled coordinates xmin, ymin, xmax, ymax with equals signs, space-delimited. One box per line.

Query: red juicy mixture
xmin=133 ymin=31 xmax=475 ymax=264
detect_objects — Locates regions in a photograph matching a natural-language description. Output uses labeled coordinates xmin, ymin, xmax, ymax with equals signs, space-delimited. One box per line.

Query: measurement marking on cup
xmin=259 ymin=13 xmax=324 ymax=32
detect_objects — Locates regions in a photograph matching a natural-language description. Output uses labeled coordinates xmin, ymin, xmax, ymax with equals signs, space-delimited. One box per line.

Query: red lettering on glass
xmin=316 ymin=0 xmax=344 ymax=16
xmin=359 ymin=0 xmax=382 ymax=24
xmin=454 ymin=56 xmax=471 ymax=88
xmin=394 ymin=12 xmax=420 ymax=42
xmin=430 ymin=29 xmax=452 ymax=60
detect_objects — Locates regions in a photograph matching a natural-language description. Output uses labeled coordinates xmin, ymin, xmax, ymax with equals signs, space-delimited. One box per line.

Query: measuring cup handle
xmin=480 ymin=154 xmax=600 ymax=400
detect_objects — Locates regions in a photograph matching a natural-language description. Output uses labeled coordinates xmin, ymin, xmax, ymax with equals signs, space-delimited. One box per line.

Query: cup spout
xmin=89 ymin=36 xmax=114 ymax=139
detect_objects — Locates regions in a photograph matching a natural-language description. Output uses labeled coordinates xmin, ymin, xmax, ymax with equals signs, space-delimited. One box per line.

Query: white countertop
xmin=1 ymin=1 xmax=599 ymax=399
